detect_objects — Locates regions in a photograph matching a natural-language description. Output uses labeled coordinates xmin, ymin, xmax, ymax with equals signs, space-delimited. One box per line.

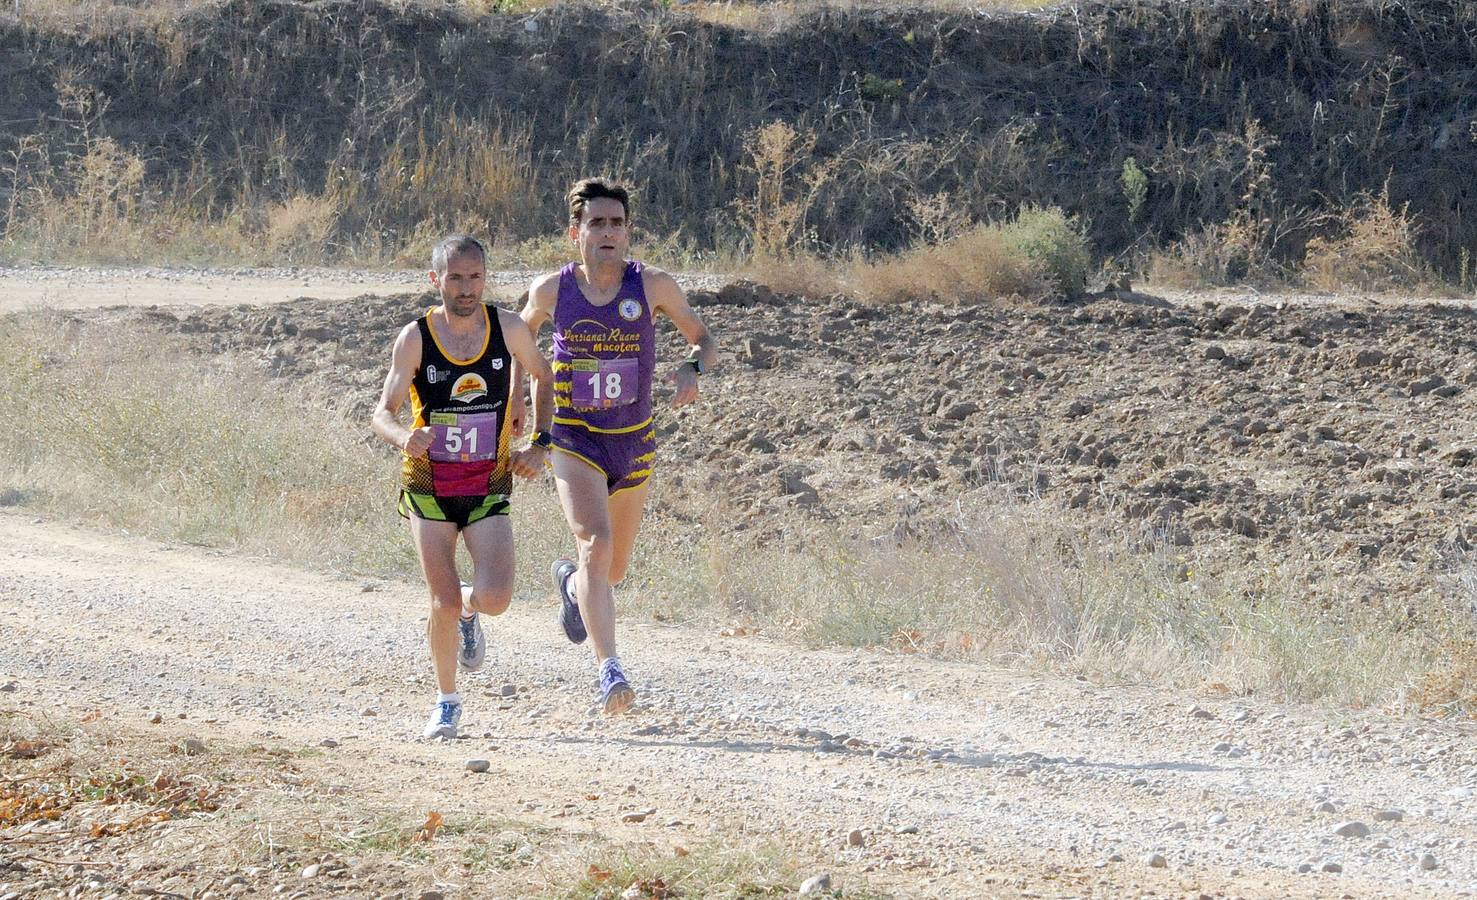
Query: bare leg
xmin=407 ymin=515 xmax=463 ymax=696
xmin=461 ymin=514 xmax=515 ymax=618
xmin=552 ymin=451 xmax=620 ymax=663
xmin=606 ymin=479 xmax=651 ymax=588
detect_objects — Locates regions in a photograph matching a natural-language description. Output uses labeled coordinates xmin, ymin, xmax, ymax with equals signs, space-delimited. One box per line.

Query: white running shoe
xmin=423 ymin=699 xmax=461 ymax=740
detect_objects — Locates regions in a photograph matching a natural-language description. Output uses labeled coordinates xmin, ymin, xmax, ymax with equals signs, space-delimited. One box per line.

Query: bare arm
xmin=505 ymin=284 xmax=558 ymax=479
xmin=509 ymin=274 xmax=559 ymax=425
xmin=519 ymin=273 xmax=558 ymax=338
xmin=644 ymin=267 xmax=716 ymax=407
xmin=500 ymin=308 xmax=553 ymax=435
xmin=370 ymin=323 xmax=433 ymax=456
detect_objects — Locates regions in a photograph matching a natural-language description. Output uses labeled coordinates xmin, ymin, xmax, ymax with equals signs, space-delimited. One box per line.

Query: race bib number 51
xmin=571 ymin=358 xmax=638 ymax=409
xmin=428 ymin=412 xmax=498 ymax=462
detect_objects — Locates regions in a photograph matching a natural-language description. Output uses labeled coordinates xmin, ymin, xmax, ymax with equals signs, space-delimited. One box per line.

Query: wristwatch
xmin=685 ymin=355 xmax=707 ymax=376
xmin=530 ymin=430 xmax=553 ymax=450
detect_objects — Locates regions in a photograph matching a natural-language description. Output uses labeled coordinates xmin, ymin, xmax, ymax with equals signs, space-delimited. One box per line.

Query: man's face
xmin=430 ymin=250 xmax=485 ymax=318
xmin=570 ymin=197 xmax=630 ymax=267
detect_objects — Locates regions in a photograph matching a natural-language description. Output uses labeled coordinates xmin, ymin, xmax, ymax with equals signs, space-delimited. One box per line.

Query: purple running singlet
xmin=551 ymin=261 xmax=658 ymax=494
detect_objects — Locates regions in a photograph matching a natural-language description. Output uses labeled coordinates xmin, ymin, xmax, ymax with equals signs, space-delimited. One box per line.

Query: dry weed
xmin=1412 ymin=639 xmax=1477 ymax=718
xmin=734 ymin=121 xmax=837 ymax=260
xmin=1302 ymin=186 xmax=1430 ymax=293
xmin=264 ymin=195 xmax=340 ymax=262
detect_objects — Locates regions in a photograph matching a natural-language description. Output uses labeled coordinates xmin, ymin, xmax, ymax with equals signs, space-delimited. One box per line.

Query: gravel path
xmin=0 ymin=265 xmax=728 ymax=313
xmin=2 ymin=512 xmax=1473 ymax=897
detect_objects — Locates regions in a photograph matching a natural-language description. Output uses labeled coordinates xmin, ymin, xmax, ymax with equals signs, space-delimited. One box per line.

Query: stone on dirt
xmin=1333 ymin=821 xmax=1371 ymax=838
xmin=799 ymin=873 xmax=832 ymax=895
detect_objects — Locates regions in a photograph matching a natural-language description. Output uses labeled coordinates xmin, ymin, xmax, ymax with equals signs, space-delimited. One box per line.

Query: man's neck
xmin=436 ymin=304 xmax=483 ymax=334
xmin=581 ymin=259 xmax=625 ymax=292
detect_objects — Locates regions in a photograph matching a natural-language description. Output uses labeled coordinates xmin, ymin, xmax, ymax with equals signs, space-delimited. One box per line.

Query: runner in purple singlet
xmin=518 ymin=179 xmax=717 ymax=714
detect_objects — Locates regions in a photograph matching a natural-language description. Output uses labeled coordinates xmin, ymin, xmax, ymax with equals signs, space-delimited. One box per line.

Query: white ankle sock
xmin=437 ymin=692 xmax=460 ymax=705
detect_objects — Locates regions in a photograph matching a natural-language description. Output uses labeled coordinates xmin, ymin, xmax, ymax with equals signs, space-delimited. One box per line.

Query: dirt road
xmin=0 ymin=266 xmax=516 ymax=314
xmin=3 ymin=512 xmax=1474 ymax=898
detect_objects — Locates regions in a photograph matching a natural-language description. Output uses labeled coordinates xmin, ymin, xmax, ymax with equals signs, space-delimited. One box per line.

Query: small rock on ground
xmin=1333 ymin=821 xmax=1371 ymax=838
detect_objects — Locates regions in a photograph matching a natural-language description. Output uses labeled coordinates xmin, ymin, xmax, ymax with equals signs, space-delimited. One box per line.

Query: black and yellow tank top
xmin=401 ymin=304 xmax=514 ymax=498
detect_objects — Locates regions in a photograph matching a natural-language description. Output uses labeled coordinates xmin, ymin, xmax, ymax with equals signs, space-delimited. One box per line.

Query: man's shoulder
xmin=396 ymin=317 xmax=425 ymax=342
xmin=492 ymin=305 xmax=526 ymax=331
xmin=529 ymin=268 xmax=567 ymax=297
xmin=638 ymin=264 xmax=681 ymax=300
xmin=636 ymin=261 xmax=673 ymax=281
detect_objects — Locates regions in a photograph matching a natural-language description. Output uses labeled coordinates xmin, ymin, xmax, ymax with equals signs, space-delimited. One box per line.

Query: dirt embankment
xmin=4 ymin=0 xmax=1477 ymax=267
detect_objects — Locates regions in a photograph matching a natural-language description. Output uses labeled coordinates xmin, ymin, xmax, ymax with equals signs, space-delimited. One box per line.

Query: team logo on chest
xmin=450 ymin=372 xmax=488 ymax=403
xmin=618 ymin=298 xmax=642 ymax=322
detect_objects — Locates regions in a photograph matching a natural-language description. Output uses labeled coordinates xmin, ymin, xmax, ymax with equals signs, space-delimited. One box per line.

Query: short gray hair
xmin=431 ymin=234 xmax=486 ymax=274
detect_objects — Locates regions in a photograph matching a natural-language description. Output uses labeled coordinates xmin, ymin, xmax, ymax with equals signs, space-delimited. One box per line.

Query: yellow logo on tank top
xmin=450 ymin=373 xmax=488 ymax=403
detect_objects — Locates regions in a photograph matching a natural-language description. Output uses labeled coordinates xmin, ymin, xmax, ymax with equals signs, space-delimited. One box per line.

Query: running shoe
xmin=422 ymin=700 xmax=461 ymax=740
xmin=552 ymin=558 xmax=586 ymax=644
xmin=599 ymin=658 xmax=636 ymax=715
xmin=457 ymin=583 xmax=486 ymax=672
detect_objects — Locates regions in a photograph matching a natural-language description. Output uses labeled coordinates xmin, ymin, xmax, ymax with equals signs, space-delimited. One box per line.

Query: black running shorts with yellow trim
xmin=398 ymin=490 xmax=510 ymax=530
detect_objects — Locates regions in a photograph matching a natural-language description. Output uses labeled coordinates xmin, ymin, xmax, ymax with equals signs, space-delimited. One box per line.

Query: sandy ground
xmin=2 ymin=511 xmax=1475 ymax=898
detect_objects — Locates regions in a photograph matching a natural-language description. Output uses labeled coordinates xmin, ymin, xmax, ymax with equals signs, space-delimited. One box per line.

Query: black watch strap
xmin=530 ymin=430 xmax=553 ymax=449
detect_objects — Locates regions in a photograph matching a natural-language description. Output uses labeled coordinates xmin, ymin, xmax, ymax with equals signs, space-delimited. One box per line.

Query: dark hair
xmin=567 ymin=178 xmax=631 ymax=226
xmin=431 ymin=234 xmax=486 ymax=274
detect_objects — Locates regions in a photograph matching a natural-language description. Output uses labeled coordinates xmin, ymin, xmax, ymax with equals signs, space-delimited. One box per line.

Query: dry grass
xmin=634 ymin=487 xmax=1448 ymax=710
xmin=746 ymin=206 xmax=1088 ymax=304
xmin=2 ymin=0 xmax=1467 ymax=283
xmin=1302 ymin=186 xmax=1431 ymax=293
xmin=0 ymin=315 xmax=411 ymax=573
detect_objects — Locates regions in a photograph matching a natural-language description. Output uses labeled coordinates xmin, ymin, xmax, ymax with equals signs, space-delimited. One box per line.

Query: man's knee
xmin=469 ymin=585 xmax=511 ymax=616
xmin=575 ymin=528 xmax=614 ymax=571
xmin=429 ymin=590 xmax=462 ymax=617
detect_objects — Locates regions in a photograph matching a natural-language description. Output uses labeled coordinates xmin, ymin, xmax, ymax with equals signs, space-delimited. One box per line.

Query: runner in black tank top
xmin=397 ymin=301 xmax=514 ymax=522
xmin=372 ymin=235 xmax=554 ymax=740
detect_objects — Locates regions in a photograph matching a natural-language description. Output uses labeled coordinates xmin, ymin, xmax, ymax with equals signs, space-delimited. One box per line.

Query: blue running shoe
xmin=422 ymin=700 xmax=461 ymax=740
xmin=457 ymin=583 xmax=487 ymax=672
xmin=599 ymin=658 xmax=635 ymax=716
xmin=552 ymin=558 xmax=586 ymax=644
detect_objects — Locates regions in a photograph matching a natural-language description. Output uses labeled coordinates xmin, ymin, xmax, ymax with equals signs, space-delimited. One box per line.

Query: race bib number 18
xmin=428 ymin=412 xmax=498 ymax=462
xmin=571 ymin=357 xmax=639 ymax=409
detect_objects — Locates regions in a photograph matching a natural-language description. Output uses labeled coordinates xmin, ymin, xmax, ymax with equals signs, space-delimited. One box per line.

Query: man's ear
xmin=428 ymin=269 xmax=441 ymax=289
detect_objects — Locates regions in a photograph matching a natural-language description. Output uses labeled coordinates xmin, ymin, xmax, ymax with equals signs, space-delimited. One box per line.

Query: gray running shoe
xmin=457 ymin=583 xmax=487 ymax=672
xmin=552 ymin=559 xmax=586 ymax=644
